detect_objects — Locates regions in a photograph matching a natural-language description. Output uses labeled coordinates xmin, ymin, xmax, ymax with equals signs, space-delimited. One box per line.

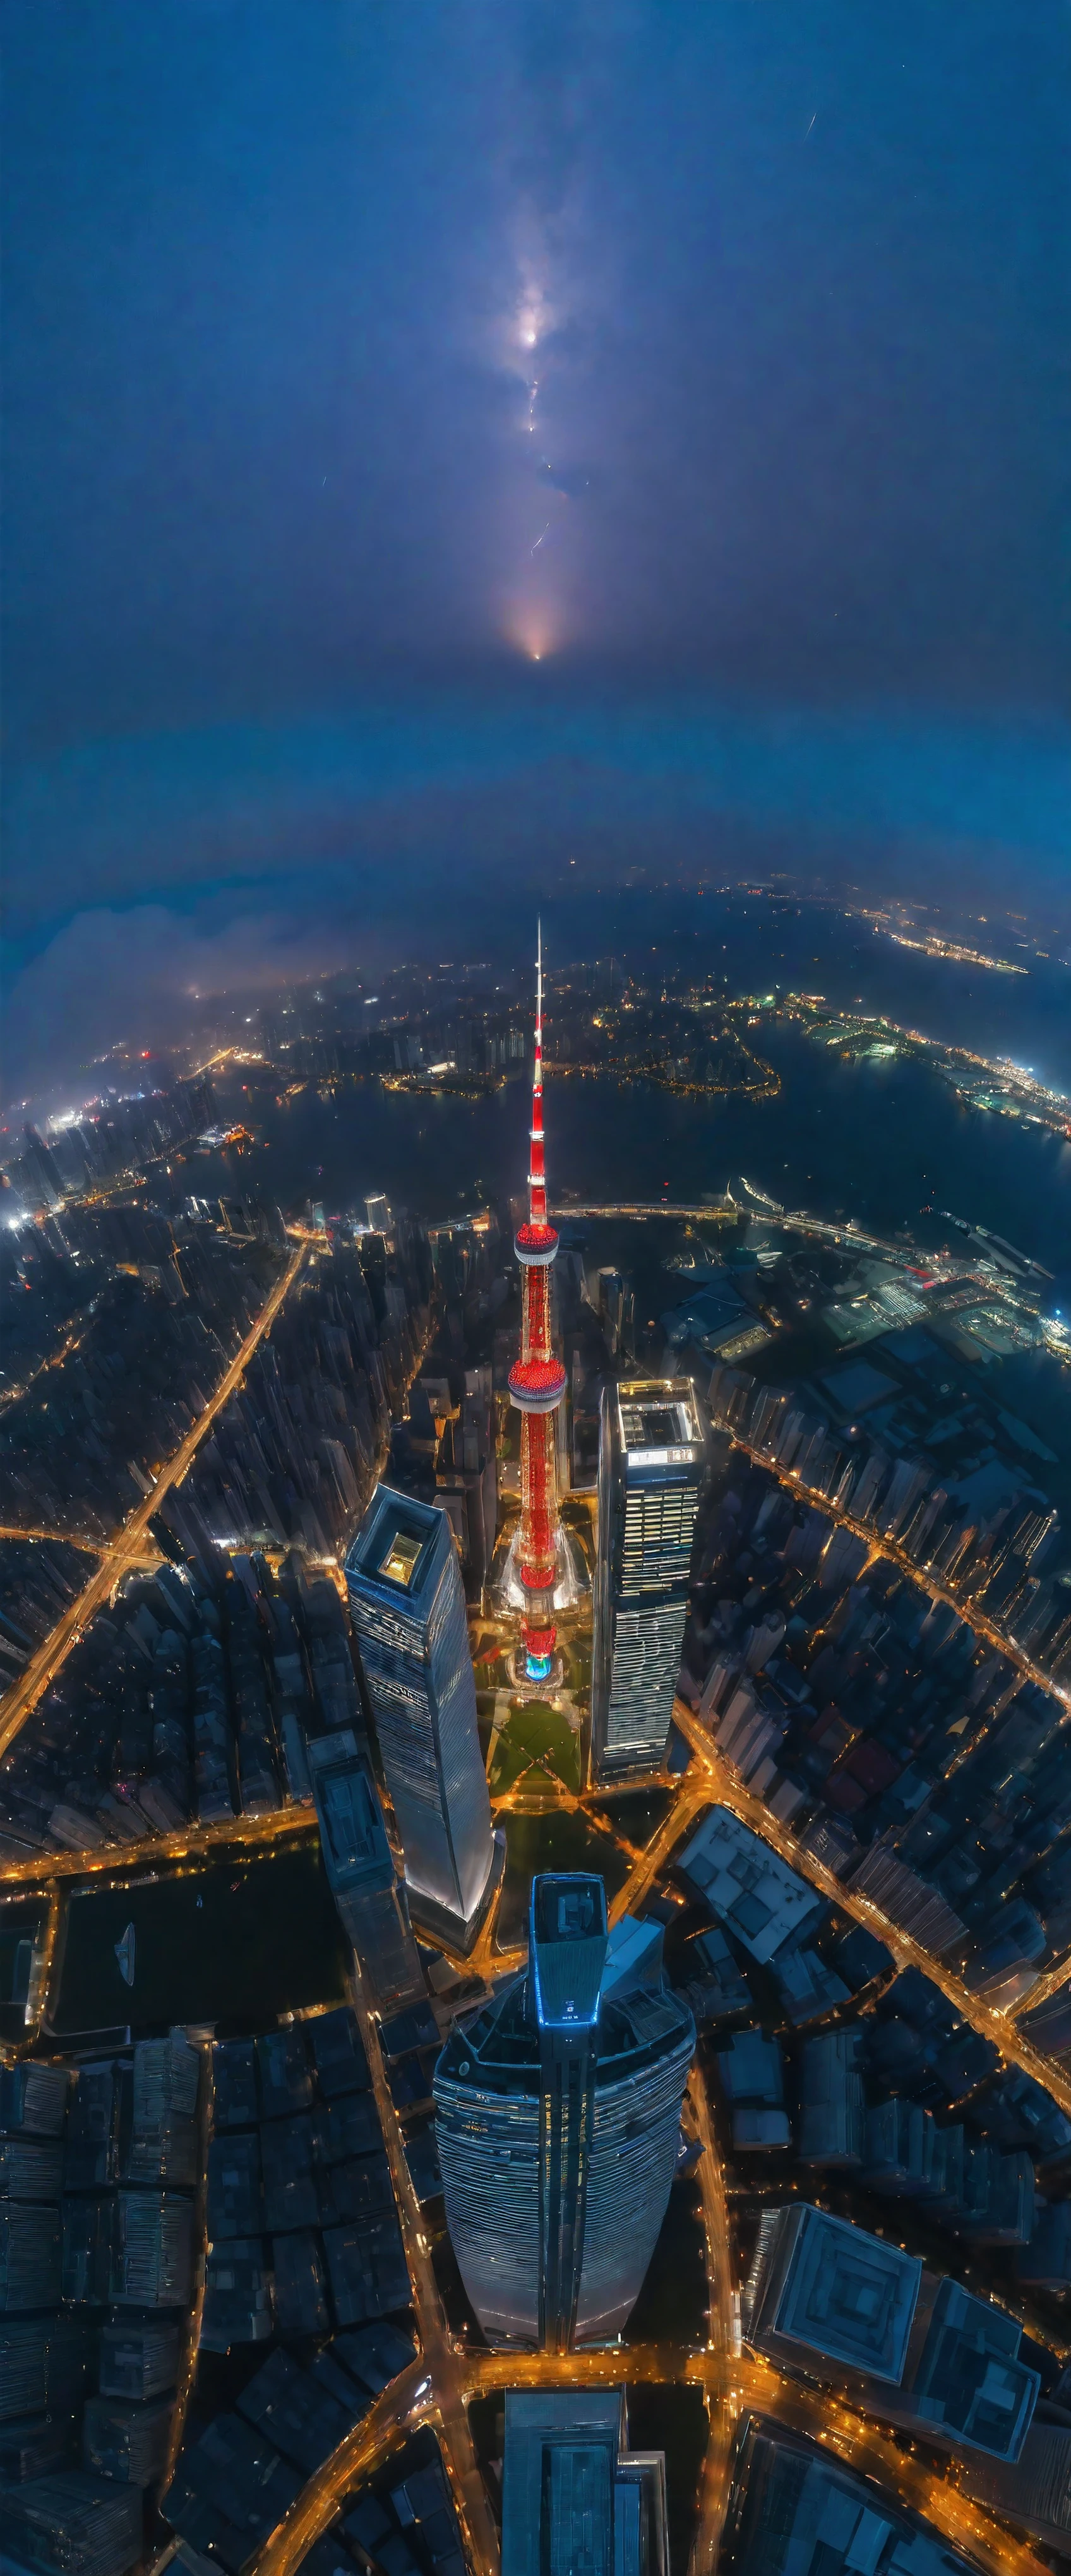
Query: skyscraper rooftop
xmin=678 ymin=1806 xmax=822 ymax=1963
xmin=907 ymin=2275 xmax=1039 ymax=2460
xmin=750 ymin=2203 xmax=921 ymax=2383
xmin=346 ymin=1486 xmax=498 ymax=1950
xmin=530 ymin=1873 xmax=607 ymax=2027
xmin=501 ymin=2390 xmax=669 ymax=2576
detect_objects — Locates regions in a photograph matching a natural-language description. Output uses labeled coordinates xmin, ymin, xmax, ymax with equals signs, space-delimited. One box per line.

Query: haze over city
xmin=3 ymin=1 xmax=1070 ymax=1090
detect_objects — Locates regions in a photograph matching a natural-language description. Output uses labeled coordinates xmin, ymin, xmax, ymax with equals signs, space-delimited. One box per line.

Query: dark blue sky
xmin=3 ymin=1 xmax=1069 ymax=1085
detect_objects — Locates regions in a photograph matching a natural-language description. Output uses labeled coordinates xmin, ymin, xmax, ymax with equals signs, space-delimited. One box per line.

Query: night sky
xmin=3 ymin=2 xmax=1069 ymax=1087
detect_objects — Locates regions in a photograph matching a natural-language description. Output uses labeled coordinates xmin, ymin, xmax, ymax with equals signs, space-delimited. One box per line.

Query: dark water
xmin=175 ymin=900 xmax=1071 ymax=1270
xmin=49 ymin=1807 xmax=633 ymax=2036
xmin=51 ymin=1840 xmax=347 ymax=2035
xmin=204 ymin=1016 xmax=1071 ymax=1276
xmin=613 ymin=888 xmax=1071 ymax=1086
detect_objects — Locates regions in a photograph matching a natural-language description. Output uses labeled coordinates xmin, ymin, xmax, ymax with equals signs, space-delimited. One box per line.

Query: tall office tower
xmin=596 ymin=1268 xmax=625 ymax=1354
xmin=433 ymin=1368 xmax=498 ymax=1589
xmin=508 ymin=927 xmax=567 ymax=1682
xmin=308 ymin=1727 xmax=424 ymax=2011
xmin=502 ymin=2392 xmax=669 ymax=2576
xmin=3 ymin=2476 xmax=143 ymax=2576
xmin=18 ymin=1124 xmax=66 ymax=1216
xmin=111 ymin=2193 xmax=193 ymax=2308
xmin=592 ymin=1377 xmax=705 ymax=1781
xmin=434 ymin=1875 xmax=695 ymax=2348
xmin=346 ymin=1486 xmax=498 ymax=1952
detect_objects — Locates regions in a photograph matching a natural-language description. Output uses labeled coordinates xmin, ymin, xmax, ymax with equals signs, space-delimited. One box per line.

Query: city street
xmin=0 ymin=1243 xmax=306 ymax=1761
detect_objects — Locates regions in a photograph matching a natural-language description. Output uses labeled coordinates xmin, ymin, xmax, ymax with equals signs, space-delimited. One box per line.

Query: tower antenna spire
xmin=529 ymin=919 xmax=547 ymax=1227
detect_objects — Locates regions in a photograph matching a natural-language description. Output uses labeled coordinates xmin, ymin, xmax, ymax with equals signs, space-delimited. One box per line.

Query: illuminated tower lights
xmin=508 ymin=925 xmax=567 ymax=1683
xmin=591 ymin=1378 xmax=706 ymax=1782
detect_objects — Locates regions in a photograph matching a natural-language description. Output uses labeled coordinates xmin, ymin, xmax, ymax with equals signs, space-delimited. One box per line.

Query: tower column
xmin=509 ymin=924 xmax=566 ymax=1683
xmin=537 ymin=2018 xmax=598 ymax=2351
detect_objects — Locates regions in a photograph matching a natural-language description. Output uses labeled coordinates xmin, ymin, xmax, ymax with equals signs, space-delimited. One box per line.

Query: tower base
xmin=590 ymin=1742 xmax=669 ymax=1786
xmin=405 ymin=1829 xmax=506 ymax=1960
xmin=507 ymin=1643 xmax=565 ymax=1696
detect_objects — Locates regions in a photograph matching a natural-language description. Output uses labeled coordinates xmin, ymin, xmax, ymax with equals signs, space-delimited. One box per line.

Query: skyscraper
xmin=307 ymin=1727 xmax=424 ymax=2012
xmin=502 ymin=2392 xmax=669 ymax=2576
xmin=18 ymin=1124 xmax=65 ymax=1216
xmin=592 ymin=1377 xmax=705 ymax=1780
xmin=434 ymin=1874 xmax=694 ymax=2347
xmin=508 ymin=927 xmax=567 ymax=1683
xmin=345 ymin=1485 xmax=499 ymax=1952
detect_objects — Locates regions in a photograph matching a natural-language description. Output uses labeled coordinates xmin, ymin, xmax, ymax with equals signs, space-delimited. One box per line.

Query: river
xmin=200 ymin=1019 xmax=1071 ymax=1276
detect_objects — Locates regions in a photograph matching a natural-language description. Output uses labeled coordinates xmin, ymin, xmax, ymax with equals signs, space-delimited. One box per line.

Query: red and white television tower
xmin=508 ymin=924 xmax=566 ymax=1681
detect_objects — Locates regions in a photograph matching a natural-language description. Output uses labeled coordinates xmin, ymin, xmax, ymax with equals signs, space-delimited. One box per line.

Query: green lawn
xmin=488 ymin=1697 xmax=582 ymax=1796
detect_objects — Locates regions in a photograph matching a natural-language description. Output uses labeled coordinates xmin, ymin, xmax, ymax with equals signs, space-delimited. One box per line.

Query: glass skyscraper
xmin=345 ymin=1484 xmax=498 ymax=1952
xmin=592 ymin=1378 xmax=705 ymax=1782
xmin=434 ymin=1873 xmax=695 ymax=2347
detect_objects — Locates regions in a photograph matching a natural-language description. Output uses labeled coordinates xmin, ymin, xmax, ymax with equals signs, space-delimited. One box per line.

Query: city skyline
xmin=4 ymin=1113 xmax=1071 ymax=2571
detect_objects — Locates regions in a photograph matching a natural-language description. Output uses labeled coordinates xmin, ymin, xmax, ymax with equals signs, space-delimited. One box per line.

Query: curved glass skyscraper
xmin=434 ymin=1873 xmax=695 ymax=2347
